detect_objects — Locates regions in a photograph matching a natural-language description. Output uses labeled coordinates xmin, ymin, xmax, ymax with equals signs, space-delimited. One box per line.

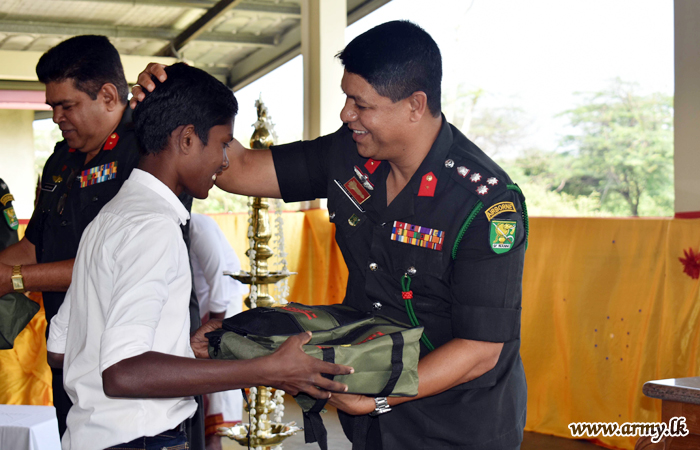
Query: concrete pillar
xmin=301 ymin=0 xmax=346 ymax=141
xmin=674 ymin=0 xmax=700 ymax=217
xmin=0 ymin=109 xmax=35 ymax=219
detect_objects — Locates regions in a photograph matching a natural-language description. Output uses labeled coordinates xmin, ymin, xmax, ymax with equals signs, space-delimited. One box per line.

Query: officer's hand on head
xmin=266 ymin=331 xmax=353 ymax=398
xmin=129 ymin=63 xmax=168 ymax=109
xmin=190 ymin=319 xmax=223 ymax=359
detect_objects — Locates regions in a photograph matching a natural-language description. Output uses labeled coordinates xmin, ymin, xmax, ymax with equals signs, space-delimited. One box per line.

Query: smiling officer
xmin=134 ymin=20 xmax=528 ymax=450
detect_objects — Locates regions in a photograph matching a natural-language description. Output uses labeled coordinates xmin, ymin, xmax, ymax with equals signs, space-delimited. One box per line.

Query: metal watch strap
xmin=11 ymin=265 xmax=25 ymax=293
xmin=369 ymin=397 xmax=391 ymax=416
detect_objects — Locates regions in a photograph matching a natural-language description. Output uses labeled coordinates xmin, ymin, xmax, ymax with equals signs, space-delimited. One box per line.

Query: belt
xmin=166 ymin=421 xmax=186 ymax=434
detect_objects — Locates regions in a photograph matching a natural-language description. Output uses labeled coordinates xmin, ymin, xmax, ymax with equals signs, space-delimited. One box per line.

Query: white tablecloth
xmin=0 ymin=405 xmax=61 ymax=450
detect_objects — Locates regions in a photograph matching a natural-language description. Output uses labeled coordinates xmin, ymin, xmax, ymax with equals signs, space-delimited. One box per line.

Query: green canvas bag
xmin=206 ymin=302 xmax=422 ymax=449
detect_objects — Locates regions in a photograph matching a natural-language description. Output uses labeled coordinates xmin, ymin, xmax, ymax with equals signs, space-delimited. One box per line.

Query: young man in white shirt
xmin=46 ymin=63 xmax=352 ymax=450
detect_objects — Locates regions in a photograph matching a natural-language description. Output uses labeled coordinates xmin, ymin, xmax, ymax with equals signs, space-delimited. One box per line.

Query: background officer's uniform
xmin=271 ymin=118 xmax=527 ymax=450
xmin=24 ymin=108 xmax=140 ymax=435
xmin=0 ymin=178 xmax=19 ymax=249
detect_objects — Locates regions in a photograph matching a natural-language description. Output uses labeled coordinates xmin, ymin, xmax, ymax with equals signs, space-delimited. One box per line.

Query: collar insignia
xmin=103 ymin=133 xmax=119 ymax=151
xmin=418 ymin=172 xmax=437 ymax=197
xmin=364 ymin=158 xmax=380 ymax=174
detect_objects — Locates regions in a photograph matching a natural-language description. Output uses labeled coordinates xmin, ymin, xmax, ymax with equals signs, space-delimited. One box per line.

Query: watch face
xmin=12 ymin=277 xmax=23 ymax=290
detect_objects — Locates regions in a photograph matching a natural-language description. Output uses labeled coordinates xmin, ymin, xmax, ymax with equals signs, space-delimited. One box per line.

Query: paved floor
xmin=220 ymin=395 xmax=601 ymax=450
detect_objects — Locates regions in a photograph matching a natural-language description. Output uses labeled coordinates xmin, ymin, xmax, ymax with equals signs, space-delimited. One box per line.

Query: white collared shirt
xmin=48 ymin=169 xmax=197 ymax=450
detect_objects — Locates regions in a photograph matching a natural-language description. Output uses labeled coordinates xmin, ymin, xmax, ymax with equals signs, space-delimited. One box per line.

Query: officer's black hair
xmin=337 ymin=20 xmax=442 ymax=117
xmin=133 ymin=63 xmax=238 ymax=156
xmin=36 ymin=35 xmax=129 ymax=105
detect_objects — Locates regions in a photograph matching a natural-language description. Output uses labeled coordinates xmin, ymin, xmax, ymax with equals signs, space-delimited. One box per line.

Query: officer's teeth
xmin=353 ymin=130 xmax=367 ymax=134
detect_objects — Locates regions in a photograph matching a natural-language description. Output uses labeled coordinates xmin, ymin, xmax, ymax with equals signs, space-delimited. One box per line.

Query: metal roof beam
xmin=155 ymin=0 xmax=244 ymax=56
xmin=52 ymin=0 xmax=302 ymax=16
xmin=0 ymin=20 xmax=276 ymax=47
xmin=227 ymin=0 xmax=393 ymax=90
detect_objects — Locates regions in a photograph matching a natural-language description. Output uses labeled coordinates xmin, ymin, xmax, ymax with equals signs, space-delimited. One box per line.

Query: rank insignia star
xmin=457 ymin=166 xmax=470 ymax=178
xmin=52 ymin=175 xmax=63 ymax=183
xmin=476 ymin=185 xmax=489 ymax=195
xmin=487 ymin=177 xmax=499 ymax=186
xmin=103 ymin=133 xmax=119 ymax=150
xmin=470 ymin=173 xmax=482 ymax=183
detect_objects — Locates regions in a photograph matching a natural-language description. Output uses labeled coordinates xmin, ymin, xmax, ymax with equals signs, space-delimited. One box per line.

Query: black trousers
xmin=51 ymin=367 xmax=72 ymax=437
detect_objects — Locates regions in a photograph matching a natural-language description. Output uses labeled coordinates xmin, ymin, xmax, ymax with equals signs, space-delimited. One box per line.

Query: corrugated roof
xmin=0 ymin=0 xmax=391 ymax=89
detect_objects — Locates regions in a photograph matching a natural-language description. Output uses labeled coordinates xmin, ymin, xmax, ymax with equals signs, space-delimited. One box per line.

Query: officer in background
xmin=0 ymin=35 xmax=140 ymax=436
xmin=0 ymin=178 xmax=39 ymax=351
xmin=135 ymin=20 xmax=527 ymax=450
xmin=0 ymin=179 xmax=19 ymax=250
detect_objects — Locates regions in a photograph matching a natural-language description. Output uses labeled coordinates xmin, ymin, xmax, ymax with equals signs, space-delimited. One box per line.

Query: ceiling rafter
xmin=0 ymin=19 xmax=277 ymax=47
xmin=155 ymin=0 xmax=244 ymax=56
xmin=52 ymin=0 xmax=302 ymax=16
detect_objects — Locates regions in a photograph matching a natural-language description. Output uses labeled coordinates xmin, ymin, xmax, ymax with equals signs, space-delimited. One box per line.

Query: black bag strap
xmin=303 ymin=346 xmax=335 ymax=450
xmin=377 ymin=333 xmax=404 ymax=397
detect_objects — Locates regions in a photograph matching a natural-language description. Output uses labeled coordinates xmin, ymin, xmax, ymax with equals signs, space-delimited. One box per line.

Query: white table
xmin=0 ymin=405 xmax=61 ymax=450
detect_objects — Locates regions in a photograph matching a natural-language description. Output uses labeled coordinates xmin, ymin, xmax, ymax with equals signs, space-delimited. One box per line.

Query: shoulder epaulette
xmin=447 ymin=155 xmax=509 ymax=208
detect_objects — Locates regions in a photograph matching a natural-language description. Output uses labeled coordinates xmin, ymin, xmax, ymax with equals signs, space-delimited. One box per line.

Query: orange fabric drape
xmin=1 ymin=224 xmax=53 ymax=406
xmin=521 ymin=217 xmax=700 ymax=449
xmin=0 ymin=292 xmax=52 ymax=406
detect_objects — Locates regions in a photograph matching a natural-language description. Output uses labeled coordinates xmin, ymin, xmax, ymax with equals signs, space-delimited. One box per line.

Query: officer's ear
xmin=98 ymin=83 xmax=120 ymax=111
xmin=176 ymin=124 xmax=197 ymax=156
xmin=407 ymin=91 xmax=428 ymax=122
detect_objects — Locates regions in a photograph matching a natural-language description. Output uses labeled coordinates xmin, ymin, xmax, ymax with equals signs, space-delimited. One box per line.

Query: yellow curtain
xmin=1 ymin=225 xmax=53 ymax=406
xmin=522 ymin=217 xmax=700 ymax=449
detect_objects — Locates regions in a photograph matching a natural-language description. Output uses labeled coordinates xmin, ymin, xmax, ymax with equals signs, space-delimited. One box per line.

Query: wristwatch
xmin=369 ymin=397 xmax=391 ymax=416
xmin=11 ymin=265 xmax=25 ymax=293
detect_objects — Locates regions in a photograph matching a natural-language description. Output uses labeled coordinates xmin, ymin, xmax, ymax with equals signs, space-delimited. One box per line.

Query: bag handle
xmin=303 ymin=346 xmax=335 ymax=450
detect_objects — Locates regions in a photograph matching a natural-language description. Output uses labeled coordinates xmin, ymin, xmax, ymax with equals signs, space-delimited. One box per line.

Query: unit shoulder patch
xmin=490 ymin=220 xmax=517 ymax=254
xmin=3 ymin=206 xmax=18 ymax=230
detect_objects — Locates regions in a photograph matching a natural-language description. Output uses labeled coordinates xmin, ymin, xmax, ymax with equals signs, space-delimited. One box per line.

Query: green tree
xmin=558 ymin=79 xmax=673 ymax=216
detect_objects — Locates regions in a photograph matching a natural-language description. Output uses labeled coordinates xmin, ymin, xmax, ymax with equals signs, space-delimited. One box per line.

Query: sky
xmin=232 ymin=0 xmax=674 ymax=154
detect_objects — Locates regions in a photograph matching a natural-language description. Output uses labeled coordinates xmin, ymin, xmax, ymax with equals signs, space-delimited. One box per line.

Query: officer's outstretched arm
xmin=0 ymin=237 xmax=74 ymax=297
xmin=131 ymin=63 xmax=282 ymax=198
xmin=328 ymin=338 xmax=502 ymax=415
xmin=392 ymin=338 xmax=503 ymax=407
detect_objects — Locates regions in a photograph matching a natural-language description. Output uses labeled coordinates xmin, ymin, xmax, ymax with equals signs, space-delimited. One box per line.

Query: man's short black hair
xmin=36 ymin=35 xmax=129 ymax=105
xmin=337 ymin=20 xmax=442 ymax=117
xmin=133 ymin=63 xmax=238 ymax=156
